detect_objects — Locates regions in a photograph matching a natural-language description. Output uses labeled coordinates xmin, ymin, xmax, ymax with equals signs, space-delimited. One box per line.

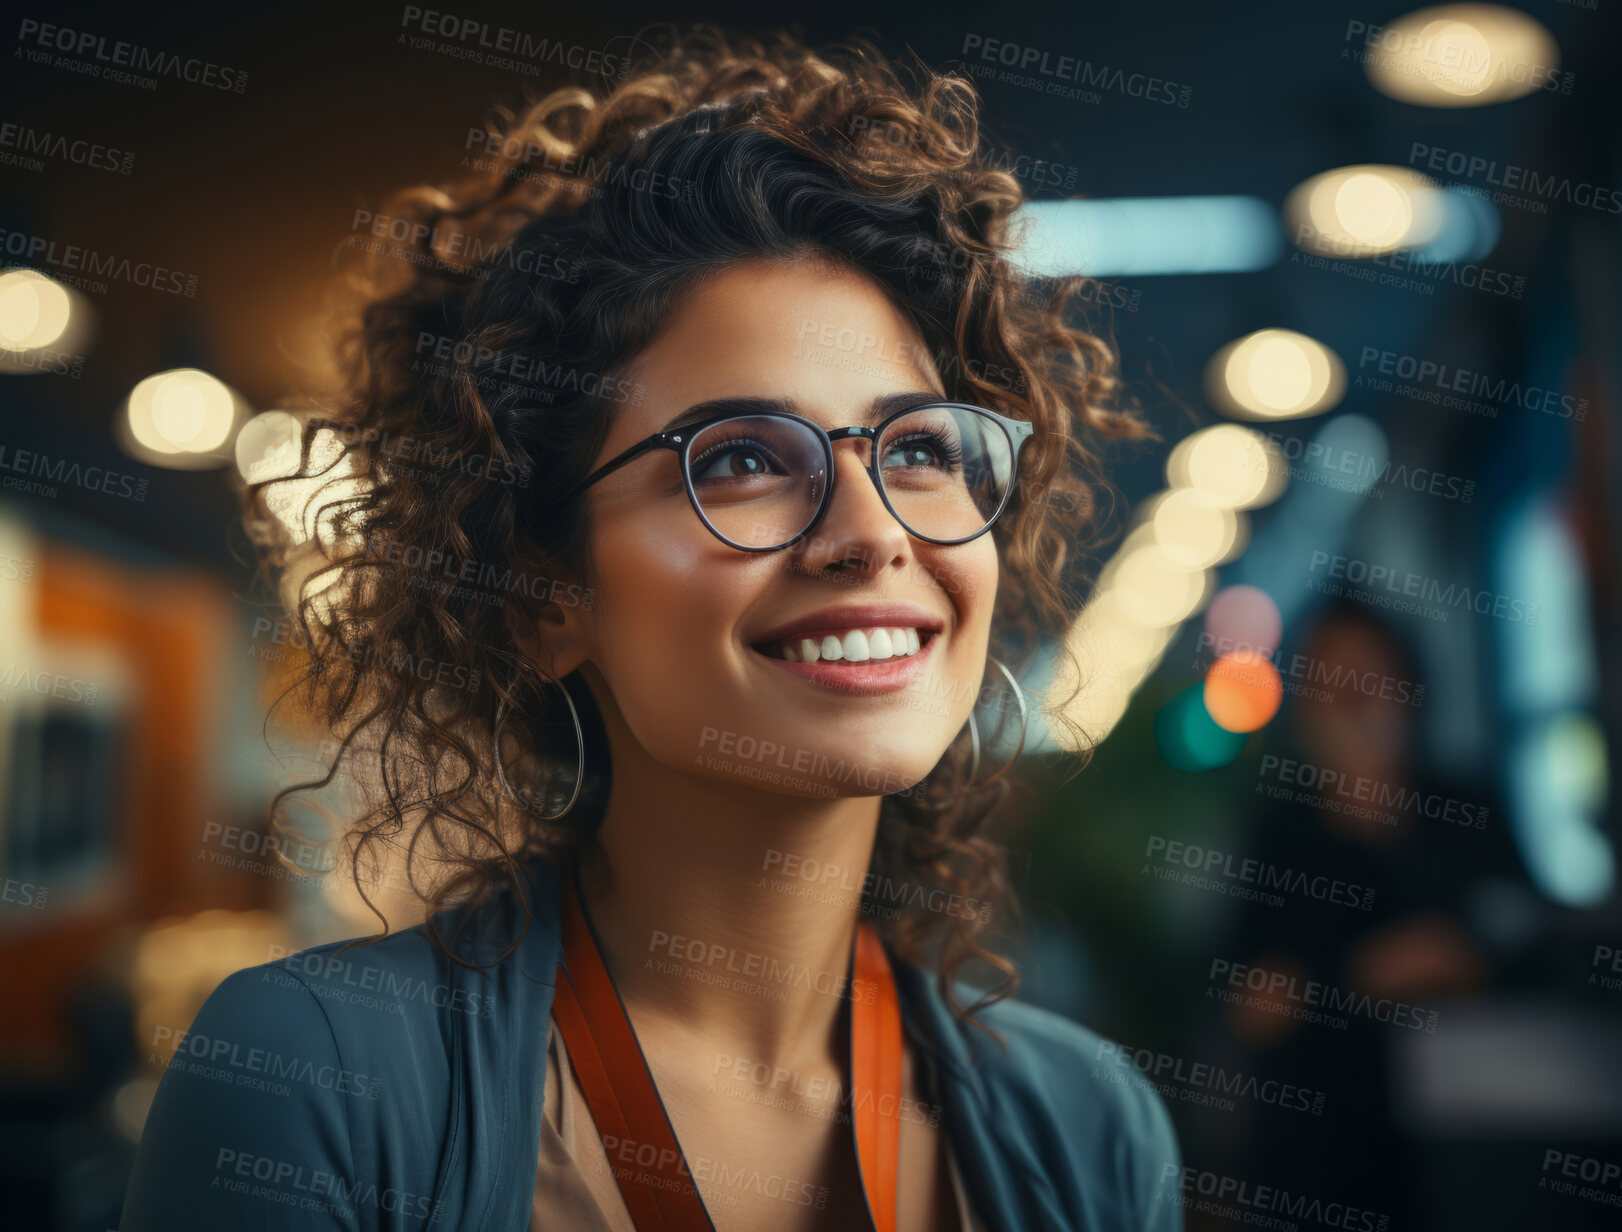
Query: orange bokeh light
xmin=1204 ymin=650 xmax=1283 ymax=732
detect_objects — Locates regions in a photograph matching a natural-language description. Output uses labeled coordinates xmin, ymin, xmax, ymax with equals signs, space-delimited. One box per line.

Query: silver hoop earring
xmin=492 ymin=680 xmax=584 ymax=821
xmin=965 ymin=656 xmax=1030 ymax=787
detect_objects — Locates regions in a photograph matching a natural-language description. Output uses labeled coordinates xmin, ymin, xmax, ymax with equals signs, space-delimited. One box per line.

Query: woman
xmin=121 ymin=26 xmax=1181 ymax=1232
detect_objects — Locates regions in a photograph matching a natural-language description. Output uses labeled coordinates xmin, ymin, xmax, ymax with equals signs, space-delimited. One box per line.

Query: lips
xmin=746 ymin=603 xmax=946 ymax=697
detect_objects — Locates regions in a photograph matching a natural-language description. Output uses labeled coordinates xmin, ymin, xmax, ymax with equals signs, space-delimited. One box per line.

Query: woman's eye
xmin=883 ymin=435 xmax=956 ymax=469
xmin=692 ymin=443 xmax=777 ymax=482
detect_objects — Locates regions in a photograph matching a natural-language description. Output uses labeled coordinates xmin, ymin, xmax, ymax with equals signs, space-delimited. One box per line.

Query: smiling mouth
xmin=749 ymin=626 xmax=937 ymax=664
xmin=746 ymin=626 xmax=940 ymax=696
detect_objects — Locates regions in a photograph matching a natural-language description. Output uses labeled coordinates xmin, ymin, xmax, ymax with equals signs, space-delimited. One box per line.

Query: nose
xmin=790 ymin=436 xmax=911 ymax=573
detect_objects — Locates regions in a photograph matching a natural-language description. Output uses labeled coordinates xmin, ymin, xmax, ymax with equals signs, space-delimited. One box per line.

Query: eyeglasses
xmin=555 ymin=401 xmax=1035 ymax=551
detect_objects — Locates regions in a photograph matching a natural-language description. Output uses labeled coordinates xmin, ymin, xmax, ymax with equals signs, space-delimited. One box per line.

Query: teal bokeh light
xmin=1154 ymin=683 xmax=1248 ymax=772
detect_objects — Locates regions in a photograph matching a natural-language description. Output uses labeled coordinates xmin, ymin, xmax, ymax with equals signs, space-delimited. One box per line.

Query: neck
xmin=576 ymin=751 xmax=881 ymax=1074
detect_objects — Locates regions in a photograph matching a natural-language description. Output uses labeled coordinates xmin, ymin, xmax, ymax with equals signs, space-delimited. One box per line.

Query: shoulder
xmin=120 ymin=926 xmax=462 ymax=1231
xmin=972 ymin=994 xmax=1181 ymax=1147
xmin=959 ymin=993 xmax=1184 ymax=1231
xmin=121 ymin=957 xmax=363 ymax=1229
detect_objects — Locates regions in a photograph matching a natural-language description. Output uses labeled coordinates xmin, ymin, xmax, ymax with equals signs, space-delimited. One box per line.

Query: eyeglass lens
xmin=683 ymin=406 xmax=1013 ymax=549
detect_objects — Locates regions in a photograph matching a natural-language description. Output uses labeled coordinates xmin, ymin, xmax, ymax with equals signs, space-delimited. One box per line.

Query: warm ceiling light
xmin=0 ymin=268 xmax=72 ymax=352
xmin=127 ymin=369 xmax=237 ymax=456
xmin=1149 ymin=489 xmax=1242 ymax=570
xmin=1361 ymin=5 xmax=1563 ymax=107
xmin=1207 ymin=328 xmax=1346 ymax=420
xmin=1167 ymin=424 xmax=1286 ymax=511
xmin=1286 ymin=165 xmax=1445 ymax=258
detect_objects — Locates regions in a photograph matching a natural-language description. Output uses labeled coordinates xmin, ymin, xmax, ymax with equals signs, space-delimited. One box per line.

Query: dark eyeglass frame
xmin=554 ymin=401 xmax=1036 ymax=552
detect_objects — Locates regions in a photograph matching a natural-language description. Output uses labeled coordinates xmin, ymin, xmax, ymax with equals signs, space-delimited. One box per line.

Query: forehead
xmin=608 ymin=258 xmax=945 ymax=448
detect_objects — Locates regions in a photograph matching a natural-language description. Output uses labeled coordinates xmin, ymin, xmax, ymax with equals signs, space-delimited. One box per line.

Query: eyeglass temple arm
xmin=549 ymin=435 xmax=671 ymax=508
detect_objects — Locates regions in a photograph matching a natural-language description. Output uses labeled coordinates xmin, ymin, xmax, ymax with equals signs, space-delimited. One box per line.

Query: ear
xmin=504 ymin=597 xmax=591 ymax=681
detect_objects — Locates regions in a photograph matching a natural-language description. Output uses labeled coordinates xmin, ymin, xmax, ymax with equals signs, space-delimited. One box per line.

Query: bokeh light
xmin=1204 ymin=650 xmax=1284 ymax=733
xmin=1286 ymin=165 xmax=1446 ymax=258
xmin=125 ymin=368 xmax=242 ymax=465
xmin=0 ymin=267 xmax=73 ymax=352
xmin=1154 ymin=684 xmax=1250 ymax=771
xmin=1361 ymin=5 xmax=1562 ymax=107
xmin=1207 ymin=328 xmax=1347 ymax=421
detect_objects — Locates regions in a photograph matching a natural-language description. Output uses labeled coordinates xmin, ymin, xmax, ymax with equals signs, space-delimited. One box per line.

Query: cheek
xmin=588 ymin=511 xmax=755 ymax=734
xmin=932 ymin=538 xmax=1000 ymax=634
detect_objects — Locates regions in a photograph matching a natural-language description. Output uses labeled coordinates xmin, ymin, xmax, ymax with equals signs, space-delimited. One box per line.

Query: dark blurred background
xmin=0 ymin=2 xmax=1617 ymax=1229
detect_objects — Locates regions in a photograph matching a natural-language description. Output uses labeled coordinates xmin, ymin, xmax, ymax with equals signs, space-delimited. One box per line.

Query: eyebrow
xmin=657 ymin=390 xmax=947 ymax=435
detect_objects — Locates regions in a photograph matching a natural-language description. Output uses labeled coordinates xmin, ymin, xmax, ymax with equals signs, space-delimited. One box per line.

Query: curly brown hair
xmin=243 ymin=23 xmax=1153 ymax=1031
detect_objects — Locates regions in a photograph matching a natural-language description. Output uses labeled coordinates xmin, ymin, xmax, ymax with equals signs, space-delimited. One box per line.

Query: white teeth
xmin=766 ymin=626 xmax=930 ymax=662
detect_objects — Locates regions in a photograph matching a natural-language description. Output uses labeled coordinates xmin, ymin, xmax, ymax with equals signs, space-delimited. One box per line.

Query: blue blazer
xmin=120 ymin=857 xmax=1183 ymax=1231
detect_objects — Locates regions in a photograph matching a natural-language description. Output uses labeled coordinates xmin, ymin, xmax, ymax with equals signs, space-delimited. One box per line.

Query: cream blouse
xmin=531 ymin=1012 xmax=986 ymax=1231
